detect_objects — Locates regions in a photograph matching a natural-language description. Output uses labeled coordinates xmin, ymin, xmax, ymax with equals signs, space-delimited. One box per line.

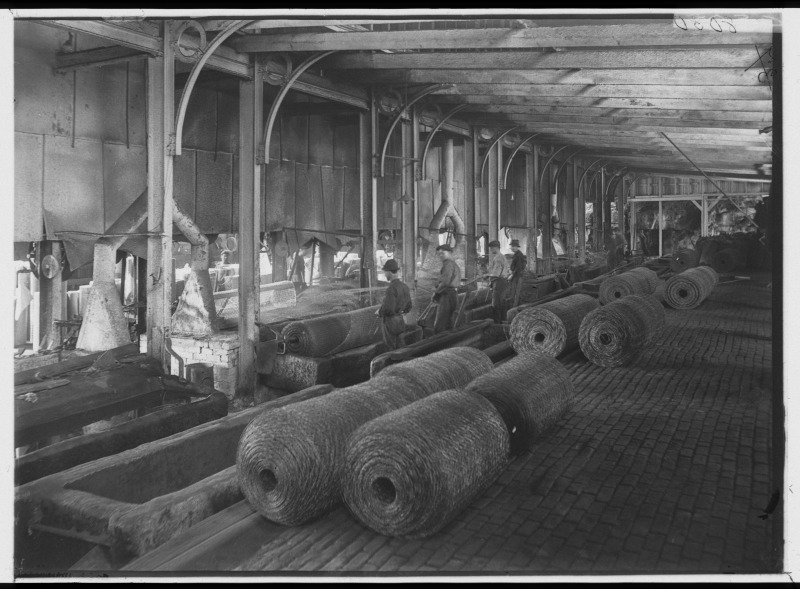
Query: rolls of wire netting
xmin=237 ymin=375 xmax=430 ymax=526
xmin=508 ymin=294 xmax=599 ymax=357
xmin=281 ymin=305 xmax=382 ymax=357
xmin=669 ymin=249 xmax=698 ymax=275
xmin=464 ymin=351 xmax=574 ymax=455
xmin=376 ymin=347 xmax=493 ymax=395
xmin=342 ymin=389 xmax=510 ymax=539
xmin=663 ymin=265 xmax=718 ymax=310
xmin=710 ymin=247 xmax=745 ymax=274
xmin=579 ymin=294 xmax=666 ymax=368
xmin=598 ymin=267 xmax=660 ymax=304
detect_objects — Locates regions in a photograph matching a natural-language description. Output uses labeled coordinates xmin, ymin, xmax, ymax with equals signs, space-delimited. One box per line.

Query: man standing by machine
xmin=509 ymin=239 xmax=527 ymax=308
xmin=433 ymin=243 xmax=461 ymax=333
xmin=376 ymin=259 xmax=412 ymax=350
xmin=483 ymin=240 xmax=509 ymax=323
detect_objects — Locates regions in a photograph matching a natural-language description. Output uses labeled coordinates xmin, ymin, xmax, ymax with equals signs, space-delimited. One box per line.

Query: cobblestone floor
xmin=235 ymin=273 xmax=779 ymax=575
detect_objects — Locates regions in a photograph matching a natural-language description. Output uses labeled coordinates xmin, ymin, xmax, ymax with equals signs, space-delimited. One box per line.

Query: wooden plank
xmin=343 ymin=167 xmax=360 ymax=231
xmin=432 ymin=95 xmax=773 ymax=112
xmin=323 ymin=48 xmax=761 ymax=70
xmin=433 ymin=83 xmax=773 ymax=100
xmin=460 ymin=105 xmax=771 ymax=122
xmin=332 ymin=119 xmax=358 ymax=168
xmin=334 ymin=68 xmax=769 ymax=86
xmin=122 ymin=500 xmax=256 ymax=571
xmin=172 ymin=149 xmax=197 ymax=220
xmin=195 ymin=150 xmax=234 ymax=233
xmin=308 ymin=115 xmax=334 ymax=166
xmin=533 ymin=130 xmax=772 ymax=143
xmin=264 ymin=161 xmax=296 ymax=230
xmin=327 ymin=166 xmax=346 ymax=232
xmin=231 ymin=22 xmax=773 ymax=52
xmin=294 ymin=163 xmax=323 ymax=231
xmin=55 ymin=45 xmax=150 ymax=72
xmin=307 ymin=164 xmax=327 ymax=233
xmin=15 ymin=378 xmax=71 ymax=396
xmin=15 ymin=359 xmax=165 ymax=446
xmin=103 ymin=143 xmax=147 ymax=231
xmin=281 ymin=114 xmax=309 ymax=164
xmin=463 ymin=115 xmax=770 ymax=130
xmin=14 ymin=342 xmax=140 ymax=385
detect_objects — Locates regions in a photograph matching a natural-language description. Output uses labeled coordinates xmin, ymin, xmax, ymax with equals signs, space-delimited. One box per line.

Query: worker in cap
xmin=433 ymin=243 xmax=461 ymax=333
xmin=483 ymin=240 xmax=510 ymax=323
xmin=376 ymin=258 xmax=412 ymax=350
xmin=509 ymin=239 xmax=527 ymax=307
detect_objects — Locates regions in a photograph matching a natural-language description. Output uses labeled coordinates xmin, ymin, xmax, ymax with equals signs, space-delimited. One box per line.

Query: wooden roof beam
xmin=230 ymin=21 xmax=773 ymax=52
xmin=430 ymin=96 xmax=773 ymax=112
xmin=463 ymin=115 xmax=769 ymax=130
xmin=321 ymin=48 xmax=764 ymax=70
xmin=458 ymin=106 xmax=771 ymax=122
xmin=332 ymin=68 xmax=770 ymax=86
xmin=430 ymin=84 xmax=773 ymax=100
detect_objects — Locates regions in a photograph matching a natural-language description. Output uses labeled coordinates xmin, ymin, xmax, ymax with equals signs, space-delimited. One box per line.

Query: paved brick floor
xmin=234 ymin=273 xmax=778 ymax=575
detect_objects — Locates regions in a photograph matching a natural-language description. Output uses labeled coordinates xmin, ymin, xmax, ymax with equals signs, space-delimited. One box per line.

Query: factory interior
xmin=9 ymin=10 xmax=790 ymax=580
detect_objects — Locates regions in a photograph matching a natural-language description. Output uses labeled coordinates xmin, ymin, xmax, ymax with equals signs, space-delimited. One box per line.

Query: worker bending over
xmin=509 ymin=239 xmax=526 ymax=307
xmin=484 ymin=240 xmax=510 ymax=323
xmin=433 ymin=243 xmax=461 ymax=333
xmin=377 ymin=259 xmax=412 ymax=350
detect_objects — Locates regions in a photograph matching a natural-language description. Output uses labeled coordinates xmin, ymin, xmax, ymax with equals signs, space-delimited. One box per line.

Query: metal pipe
xmin=261 ymin=51 xmax=338 ymax=165
xmin=477 ymin=127 xmax=521 ymax=188
xmin=175 ymin=20 xmax=256 ymax=155
xmin=379 ymin=84 xmax=451 ymax=177
xmin=419 ymin=104 xmax=469 ymax=180
xmin=538 ymin=144 xmax=573 ymax=197
xmin=553 ymin=147 xmax=586 ymax=196
xmin=501 ymin=133 xmax=541 ymax=190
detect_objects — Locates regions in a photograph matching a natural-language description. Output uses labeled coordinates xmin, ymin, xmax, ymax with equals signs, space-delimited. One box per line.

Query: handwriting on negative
xmin=673 ymin=16 xmax=737 ymax=33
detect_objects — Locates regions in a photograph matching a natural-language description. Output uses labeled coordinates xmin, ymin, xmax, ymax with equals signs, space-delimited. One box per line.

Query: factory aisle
xmin=135 ymin=272 xmax=779 ymax=576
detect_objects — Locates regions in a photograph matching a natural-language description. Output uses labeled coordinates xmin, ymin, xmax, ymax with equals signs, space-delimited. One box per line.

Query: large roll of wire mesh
xmin=376 ymin=347 xmax=493 ymax=395
xmin=236 ymin=376 xmax=428 ymax=526
xmin=579 ymin=294 xmax=666 ymax=368
xmin=669 ymin=249 xmax=698 ymax=275
xmin=281 ymin=305 xmax=382 ymax=357
xmin=342 ymin=389 xmax=510 ymax=539
xmin=663 ymin=265 xmax=718 ymax=310
xmin=465 ymin=351 xmax=574 ymax=455
xmin=709 ymin=247 xmax=745 ymax=274
xmin=598 ymin=267 xmax=660 ymax=304
xmin=508 ymin=294 xmax=599 ymax=357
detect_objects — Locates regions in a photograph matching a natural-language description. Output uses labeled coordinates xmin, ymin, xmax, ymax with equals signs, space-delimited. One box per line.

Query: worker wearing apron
xmin=377 ymin=259 xmax=412 ymax=350
xmin=509 ymin=239 xmax=526 ymax=307
xmin=484 ymin=240 xmax=510 ymax=323
xmin=433 ymin=244 xmax=461 ymax=333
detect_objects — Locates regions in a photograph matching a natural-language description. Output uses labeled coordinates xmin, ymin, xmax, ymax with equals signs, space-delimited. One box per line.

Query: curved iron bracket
xmin=418 ymin=104 xmax=469 ymax=181
xmin=379 ymin=84 xmax=452 ymax=177
xmin=501 ymin=133 xmax=541 ymax=190
xmin=605 ymin=167 xmax=629 ymax=202
xmin=626 ymin=173 xmax=643 ymax=197
xmin=477 ymin=127 xmax=521 ymax=188
xmin=553 ymin=148 xmax=586 ymax=196
xmin=538 ymin=144 xmax=573 ymax=196
xmin=587 ymin=165 xmax=608 ymax=198
xmin=175 ymin=19 xmax=256 ymax=156
xmin=577 ymin=158 xmax=606 ymax=196
xmin=260 ymin=50 xmax=338 ymax=165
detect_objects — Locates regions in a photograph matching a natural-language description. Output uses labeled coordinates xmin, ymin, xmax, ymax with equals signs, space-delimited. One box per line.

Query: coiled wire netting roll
xmin=281 ymin=305 xmax=382 ymax=357
xmin=669 ymin=249 xmax=698 ymax=275
xmin=579 ymin=294 xmax=665 ymax=368
xmin=508 ymin=294 xmax=599 ymax=357
xmin=599 ymin=267 xmax=660 ymax=304
xmin=663 ymin=265 xmax=719 ymax=310
xmin=342 ymin=389 xmax=510 ymax=539
xmin=237 ymin=375 xmax=428 ymax=526
xmin=376 ymin=347 xmax=493 ymax=395
xmin=710 ymin=247 xmax=745 ymax=274
xmin=464 ymin=351 xmax=574 ymax=455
